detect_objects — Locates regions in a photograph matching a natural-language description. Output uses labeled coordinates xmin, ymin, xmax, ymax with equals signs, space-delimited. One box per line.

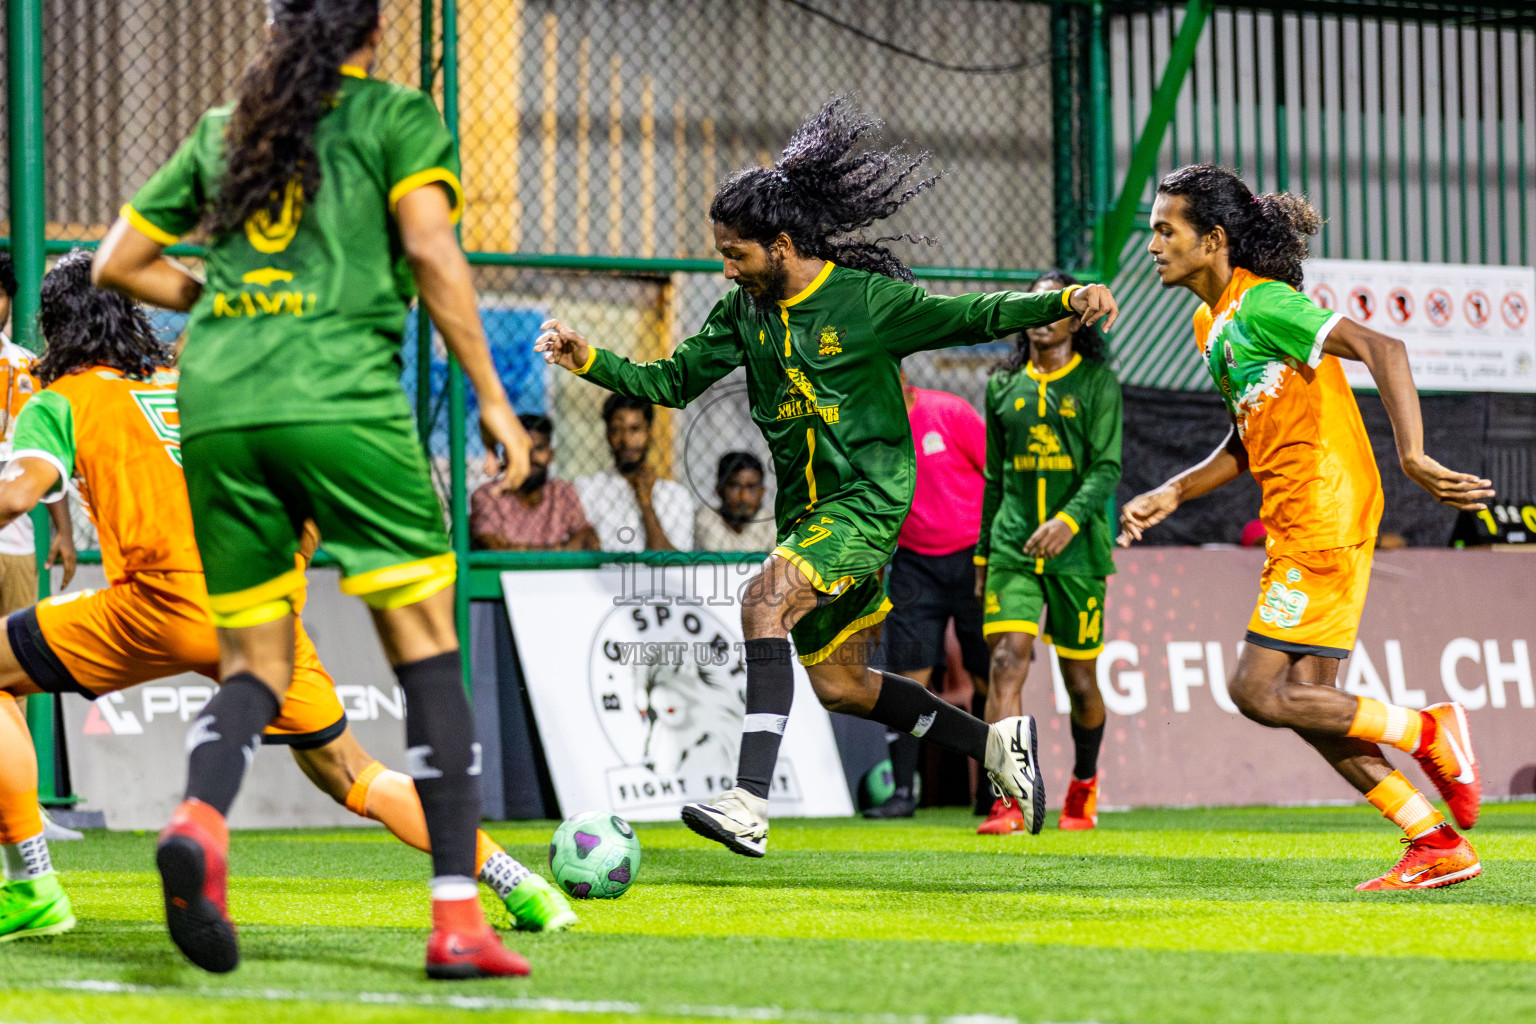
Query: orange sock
xmin=1346 ymin=696 xmax=1425 ymax=753
xmin=0 ymin=693 xmax=44 ymax=846
xmin=344 ymin=760 xmax=504 ymax=874
xmin=1365 ymin=770 xmax=1445 ymax=840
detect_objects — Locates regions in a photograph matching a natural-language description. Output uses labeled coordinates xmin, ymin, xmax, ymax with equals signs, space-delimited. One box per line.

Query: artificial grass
xmin=3 ymin=805 xmax=1534 ymax=1024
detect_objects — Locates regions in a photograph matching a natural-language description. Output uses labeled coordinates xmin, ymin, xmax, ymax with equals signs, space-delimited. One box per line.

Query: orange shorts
xmin=1244 ymin=538 xmax=1375 ymax=660
xmin=11 ymin=569 xmax=345 ymax=745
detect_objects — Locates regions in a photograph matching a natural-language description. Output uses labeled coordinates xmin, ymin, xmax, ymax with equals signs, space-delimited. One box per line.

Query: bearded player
xmin=538 ymin=97 xmax=1119 ymax=855
xmin=0 ymin=253 xmax=573 ymax=944
xmin=1121 ymin=165 xmax=1493 ymax=890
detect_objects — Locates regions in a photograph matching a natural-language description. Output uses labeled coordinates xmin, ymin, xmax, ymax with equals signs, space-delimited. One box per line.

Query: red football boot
xmin=1059 ymin=776 xmax=1099 ymax=831
xmin=1355 ymin=827 xmax=1482 ymax=891
xmin=976 ymin=797 xmax=1026 ymax=835
xmin=426 ymin=897 xmax=531 ymax=980
xmin=1414 ymin=703 xmax=1481 ymax=829
xmin=157 ymin=799 xmax=238 ymax=973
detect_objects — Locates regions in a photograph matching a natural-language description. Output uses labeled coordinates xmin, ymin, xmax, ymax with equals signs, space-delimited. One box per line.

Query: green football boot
xmin=0 ymin=874 xmax=76 ymax=942
xmin=503 ymin=872 xmax=578 ymax=932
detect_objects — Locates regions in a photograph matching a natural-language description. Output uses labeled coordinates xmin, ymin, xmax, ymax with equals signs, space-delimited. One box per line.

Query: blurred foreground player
xmin=1122 ymin=165 xmax=1492 ymax=890
xmin=540 ymin=97 xmax=1121 ymax=853
xmin=94 ymin=0 xmax=532 ymax=975
xmin=0 ymin=254 xmax=572 ymax=944
xmin=975 ymin=270 xmax=1122 ymax=834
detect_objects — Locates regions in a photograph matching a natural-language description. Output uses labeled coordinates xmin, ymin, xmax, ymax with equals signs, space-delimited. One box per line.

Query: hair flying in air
xmin=997 ymin=269 xmax=1108 ymax=374
xmin=207 ymin=0 xmax=381 ymax=240
xmin=36 ymin=250 xmax=171 ymax=386
xmin=1156 ymin=164 xmax=1321 ymax=289
xmin=709 ymin=96 xmax=941 ymax=283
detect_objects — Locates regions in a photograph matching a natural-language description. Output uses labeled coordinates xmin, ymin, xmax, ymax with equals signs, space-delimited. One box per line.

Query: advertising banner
xmin=1304 ymin=259 xmax=1536 ymax=392
xmin=1013 ymin=548 xmax=1536 ymax=808
xmin=502 ymin=567 xmax=854 ymax=822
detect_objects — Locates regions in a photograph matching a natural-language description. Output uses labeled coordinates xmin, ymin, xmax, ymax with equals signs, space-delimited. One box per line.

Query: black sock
xmin=869 ymin=672 xmax=988 ymax=762
xmin=184 ymin=672 xmax=281 ymax=816
xmin=889 ymin=732 xmax=920 ymax=799
xmin=735 ymin=638 xmax=794 ymax=800
xmin=1071 ymin=719 xmax=1106 ymax=781
xmin=396 ymin=651 xmax=481 ymax=881
xmin=970 ymin=690 xmax=992 ymax=814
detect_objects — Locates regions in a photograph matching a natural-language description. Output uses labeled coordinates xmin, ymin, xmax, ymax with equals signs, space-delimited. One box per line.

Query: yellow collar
xmin=1025 ymin=351 xmax=1082 ymax=382
xmin=778 ymin=262 xmax=835 ymax=308
xmin=339 ymin=65 xmax=369 ymax=79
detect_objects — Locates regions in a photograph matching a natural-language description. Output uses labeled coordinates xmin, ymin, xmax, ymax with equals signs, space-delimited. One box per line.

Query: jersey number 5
xmin=131 ymin=390 xmax=183 ymax=468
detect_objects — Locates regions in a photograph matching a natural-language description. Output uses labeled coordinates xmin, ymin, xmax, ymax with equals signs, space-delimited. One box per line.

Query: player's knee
xmin=1227 ymin=672 xmax=1283 ymax=726
xmin=989 ymin=637 xmax=1031 ymax=684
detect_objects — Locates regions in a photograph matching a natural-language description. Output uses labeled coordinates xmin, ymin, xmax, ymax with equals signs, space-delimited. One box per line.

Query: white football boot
xmin=680 ymin=787 xmax=769 ymax=857
xmin=984 ymin=716 xmax=1044 ymax=835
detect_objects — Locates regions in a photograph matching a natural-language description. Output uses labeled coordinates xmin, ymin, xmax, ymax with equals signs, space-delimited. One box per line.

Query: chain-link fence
xmin=9 ymin=0 xmax=1083 ymax=557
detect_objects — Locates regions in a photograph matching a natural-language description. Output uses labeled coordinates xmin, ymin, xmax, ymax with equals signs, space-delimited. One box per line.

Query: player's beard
xmin=743 ymin=250 xmax=790 ymax=319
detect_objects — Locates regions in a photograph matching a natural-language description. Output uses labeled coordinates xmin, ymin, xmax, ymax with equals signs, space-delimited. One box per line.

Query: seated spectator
xmin=470 ymin=413 xmax=598 ymax=551
xmin=694 ymin=452 xmax=776 ymax=552
xmin=575 ymin=394 xmax=694 ymax=551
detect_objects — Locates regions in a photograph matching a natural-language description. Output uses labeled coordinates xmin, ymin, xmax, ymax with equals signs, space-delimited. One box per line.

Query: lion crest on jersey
xmin=1027 ymin=424 xmax=1062 ymax=457
xmin=816 ymin=325 xmax=844 ymax=357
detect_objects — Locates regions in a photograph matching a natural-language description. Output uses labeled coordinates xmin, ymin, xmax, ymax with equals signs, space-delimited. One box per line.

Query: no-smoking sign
xmin=1388 ymin=288 xmax=1413 ymax=324
xmin=1426 ymin=289 xmax=1453 ymax=327
xmin=1310 ymin=284 xmax=1337 ymax=311
xmin=1466 ymin=290 xmax=1491 ymax=328
xmin=1349 ymin=287 xmax=1375 ymax=322
xmin=1503 ymin=292 xmax=1528 ymax=330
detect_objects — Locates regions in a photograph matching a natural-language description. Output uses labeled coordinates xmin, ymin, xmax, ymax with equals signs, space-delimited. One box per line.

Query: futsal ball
xmin=548 ymin=811 xmax=641 ymax=899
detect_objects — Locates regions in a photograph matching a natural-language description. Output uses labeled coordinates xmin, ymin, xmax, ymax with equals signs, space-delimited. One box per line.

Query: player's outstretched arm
xmin=873 ymin=280 xmax=1121 ymax=360
xmin=91 ymin=217 xmax=204 ymax=312
xmin=398 ymin=184 xmax=531 ymax=490
xmin=0 ymin=460 xmax=62 ymax=533
xmin=1117 ymin=428 xmax=1246 ymax=546
xmin=1323 ymin=319 xmax=1493 ymax=511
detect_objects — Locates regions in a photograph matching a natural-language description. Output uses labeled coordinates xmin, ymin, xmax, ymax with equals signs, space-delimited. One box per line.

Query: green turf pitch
xmin=3 ymin=805 xmax=1536 ymax=1024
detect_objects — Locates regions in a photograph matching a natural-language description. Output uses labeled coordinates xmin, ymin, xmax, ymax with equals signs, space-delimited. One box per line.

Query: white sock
xmin=478 ymin=850 xmax=532 ymax=900
xmin=2 ymin=833 xmax=52 ymax=881
xmin=429 ymin=874 xmax=478 ymax=902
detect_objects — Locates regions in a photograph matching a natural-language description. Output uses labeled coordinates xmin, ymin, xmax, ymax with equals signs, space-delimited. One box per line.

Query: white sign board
xmin=502 ymin=569 xmax=854 ymax=822
xmin=1303 ymin=259 xmax=1536 ymax=392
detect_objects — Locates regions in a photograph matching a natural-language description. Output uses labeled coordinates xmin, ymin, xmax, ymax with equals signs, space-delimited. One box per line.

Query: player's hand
xmin=534 ymin=319 xmax=592 ymax=373
xmin=1069 ymin=283 xmax=1120 ymax=331
xmin=46 ymin=527 xmax=76 ymax=589
xmin=1022 ymin=518 xmax=1074 ymax=560
xmin=480 ymin=398 xmax=531 ymax=492
xmin=1401 ymin=452 xmax=1494 ymax=511
xmin=1117 ymin=484 xmax=1181 ymax=546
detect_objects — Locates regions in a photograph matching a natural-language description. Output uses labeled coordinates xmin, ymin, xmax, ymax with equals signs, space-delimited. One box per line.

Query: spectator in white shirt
xmin=694 ymin=452 xmax=776 ymax=552
xmin=574 ymin=394 xmax=694 ymax=551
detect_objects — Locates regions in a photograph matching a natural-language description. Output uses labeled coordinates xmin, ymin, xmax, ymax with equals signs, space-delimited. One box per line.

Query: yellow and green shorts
xmin=981 ymin=568 xmax=1106 ymax=659
xmin=182 ymin=417 xmax=454 ymax=627
xmin=771 ymin=507 xmax=893 ymax=667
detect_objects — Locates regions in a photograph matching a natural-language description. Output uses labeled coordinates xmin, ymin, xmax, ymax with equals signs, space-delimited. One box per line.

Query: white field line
xmin=7 ymin=979 xmax=1119 ymax=1024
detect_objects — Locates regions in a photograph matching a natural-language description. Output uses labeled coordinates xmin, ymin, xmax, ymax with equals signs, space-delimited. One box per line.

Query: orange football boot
xmin=976 ymin=797 xmax=1026 ymax=835
xmin=1355 ymin=827 xmax=1482 ymax=891
xmin=1059 ymin=776 xmax=1099 ymax=830
xmin=1414 ymin=702 xmax=1481 ymax=829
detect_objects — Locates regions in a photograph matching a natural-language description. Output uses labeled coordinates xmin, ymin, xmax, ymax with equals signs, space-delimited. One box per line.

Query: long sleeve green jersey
xmin=576 ymin=263 xmax=1076 ymax=547
xmin=976 ymin=353 xmax=1122 ymax=576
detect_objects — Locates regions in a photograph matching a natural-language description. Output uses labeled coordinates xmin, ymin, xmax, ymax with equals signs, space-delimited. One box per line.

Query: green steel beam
xmin=1051 ymin=4 xmax=1078 ymax=269
xmin=416 ymin=0 xmax=437 ymax=458
xmin=1088 ymin=2 xmax=1112 ymax=271
xmin=441 ymin=0 xmax=472 ymax=691
xmin=1095 ymin=0 xmax=1212 ymax=280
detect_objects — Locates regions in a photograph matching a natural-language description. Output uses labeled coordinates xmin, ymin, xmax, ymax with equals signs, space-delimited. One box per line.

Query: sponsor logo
xmin=1059 ymin=395 xmax=1077 ymax=418
xmin=921 ymin=430 xmax=947 ymax=456
xmin=1027 ymin=424 xmax=1062 ymax=457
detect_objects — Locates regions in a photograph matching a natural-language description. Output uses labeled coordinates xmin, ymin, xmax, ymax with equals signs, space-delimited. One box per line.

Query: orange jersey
xmin=1193 ymin=268 xmax=1383 ymax=553
xmin=10 ymin=365 xmax=202 ymax=582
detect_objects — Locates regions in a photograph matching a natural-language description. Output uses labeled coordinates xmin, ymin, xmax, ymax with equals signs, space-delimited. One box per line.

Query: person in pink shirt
xmin=470 ymin=414 xmax=599 ymax=552
xmin=864 ymin=373 xmax=993 ymax=819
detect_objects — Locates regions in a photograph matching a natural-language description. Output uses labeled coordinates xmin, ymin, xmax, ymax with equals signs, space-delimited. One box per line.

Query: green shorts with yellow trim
xmin=773 ymin=508 xmax=893 ymax=667
xmin=182 ymin=418 xmax=453 ymax=626
xmin=982 ymin=568 xmax=1106 ymax=659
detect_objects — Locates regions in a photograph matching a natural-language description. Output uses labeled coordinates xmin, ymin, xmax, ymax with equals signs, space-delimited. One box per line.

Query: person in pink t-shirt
xmin=470 ymin=414 xmax=599 ymax=552
xmin=864 ymin=373 xmax=993 ymax=820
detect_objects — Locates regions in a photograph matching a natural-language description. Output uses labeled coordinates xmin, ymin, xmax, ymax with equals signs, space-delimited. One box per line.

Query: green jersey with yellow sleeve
xmin=976 ymin=353 xmax=1122 ymax=576
xmin=577 ymin=263 xmax=1078 ymax=553
xmin=123 ymin=68 xmax=463 ymax=441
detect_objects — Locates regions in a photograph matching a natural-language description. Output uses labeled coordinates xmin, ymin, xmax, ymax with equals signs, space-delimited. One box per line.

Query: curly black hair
xmin=207 ymin=0 xmax=380 ymax=240
xmin=0 ymin=252 xmax=16 ymax=299
xmin=35 ymin=250 xmax=170 ymax=386
xmin=1156 ymin=164 xmax=1322 ymax=289
xmin=708 ymin=96 xmax=941 ymax=283
xmin=996 ymin=269 xmax=1107 ymax=374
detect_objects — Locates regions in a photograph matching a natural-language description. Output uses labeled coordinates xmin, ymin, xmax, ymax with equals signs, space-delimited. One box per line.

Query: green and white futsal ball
xmin=549 ymin=811 xmax=642 ymax=898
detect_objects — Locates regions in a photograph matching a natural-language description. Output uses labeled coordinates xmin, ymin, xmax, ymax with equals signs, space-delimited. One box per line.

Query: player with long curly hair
xmin=1121 ymin=164 xmax=1494 ymax=889
xmin=92 ymin=0 xmax=531 ymax=977
xmin=0 ymin=252 xmax=572 ymax=946
xmin=973 ymin=269 xmax=1121 ymax=834
xmin=539 ymin=97 xmax=1121 ymax=855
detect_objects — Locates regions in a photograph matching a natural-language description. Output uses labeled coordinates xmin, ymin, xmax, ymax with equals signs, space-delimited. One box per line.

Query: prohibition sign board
xmin=1426 ymin=289 xmax=1453 ymax=328
xmin=1310 ymin=284 xmax=1338 ymax=311
xmin=1349 ymin=287 xmax=1376 ymax=322
xmin=1465 ymin=290 xmax=1491 ymax=328
xmin=1388 ymin=288 xmax=1413 ymax=325
xmin=1503 ymin=292 xmax=1528 ymax=331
